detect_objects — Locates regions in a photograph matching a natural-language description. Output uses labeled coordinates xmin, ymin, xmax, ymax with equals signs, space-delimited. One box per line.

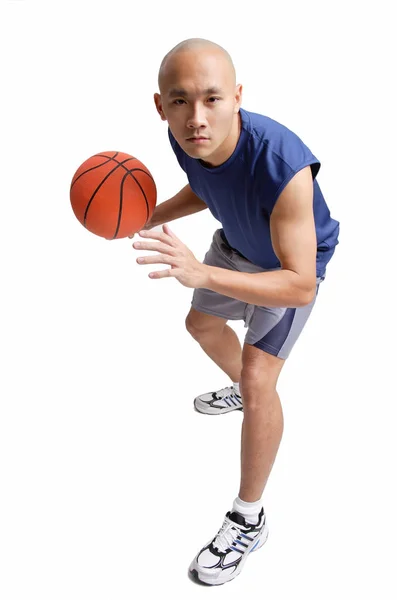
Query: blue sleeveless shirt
xmin=168 ymin=107 xmax=339 ymax=277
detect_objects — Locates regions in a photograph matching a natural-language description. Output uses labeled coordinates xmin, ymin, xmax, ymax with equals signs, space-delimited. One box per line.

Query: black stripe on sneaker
xmin=230 ymin=545 xmax=245 ymax=554
xmin=240 ymin=533 xmax=254 ymax=541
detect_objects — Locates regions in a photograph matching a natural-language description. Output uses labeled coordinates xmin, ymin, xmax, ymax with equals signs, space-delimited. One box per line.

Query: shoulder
xmin=241 ymin=108 xmax=320 ymax=178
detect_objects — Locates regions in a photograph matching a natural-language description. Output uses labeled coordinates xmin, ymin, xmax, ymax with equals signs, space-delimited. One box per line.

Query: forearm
xmin=151 ymin=184 xmax=207 ymax=227
xmin=203 ymin=266 xmax=315 ymax=308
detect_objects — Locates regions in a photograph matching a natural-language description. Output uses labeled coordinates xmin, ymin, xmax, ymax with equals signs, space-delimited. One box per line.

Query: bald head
xmin=158 ymin=38 xmax=236 ymax=91
xmin=153 ymin=37 xmax=242 ymax=167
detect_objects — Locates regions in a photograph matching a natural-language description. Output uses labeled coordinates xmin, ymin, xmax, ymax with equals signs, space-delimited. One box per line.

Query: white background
xmin=1 ymin=0 xmax=396 ymax=598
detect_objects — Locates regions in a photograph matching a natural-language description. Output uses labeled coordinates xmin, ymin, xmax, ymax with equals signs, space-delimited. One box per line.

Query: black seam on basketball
xmin=83 ymin=158 xmax=135 ymax=226
xmin=110 ymin=169 xmax=152 ymax=239
xmin=82 ymin=159 xmax=154 ymax=236
xmin=114 ymin=171 xmax=129 ymax=239
xmin=95 ymin=154 xmax=155 ymax=183
xmin=70 ymin=152 xmax=119 ymax=189
xmin=125 ymin=170 xmax=150 ymax=226
xmin=127 ymin=167 xmax=155 ymax=181
xmin=95 ymin=153 xmax=135 ymax=164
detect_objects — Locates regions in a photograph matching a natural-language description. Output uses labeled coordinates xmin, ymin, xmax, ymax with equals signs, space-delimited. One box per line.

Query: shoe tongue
xmin=228 ymin=511 xmax=248 ymax=527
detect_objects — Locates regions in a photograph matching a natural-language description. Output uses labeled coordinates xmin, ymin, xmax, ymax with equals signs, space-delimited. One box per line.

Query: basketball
xmin=70 ymin=151 xmax=157 ymax=240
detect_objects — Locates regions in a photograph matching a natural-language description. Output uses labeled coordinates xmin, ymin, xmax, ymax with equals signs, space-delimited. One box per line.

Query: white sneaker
xmin=194 ymin=385 xmax=243 ymax=415
xmin=189 ymin=508 xmax=269 ymax=586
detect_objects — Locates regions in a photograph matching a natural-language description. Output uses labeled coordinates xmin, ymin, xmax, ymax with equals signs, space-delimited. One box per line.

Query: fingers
xmin=130 ymin=224 xmax=175 ymax=243
xmin=136 ymin=253 xmax=178 ymax=266
xmin=128 ymin=219 xmax=153 ymax=239
xmin=139 ymin=227 xmax=174 ymax=244
xmin=148 ymin=268 xmax=179 ymax=279
xmin=162 ymin=223 xmax=179 ymax=241
xmin=132 ymin=224 xmax=183 ymax=275
xmin=132 ymin=240 xmax=176 ymax=255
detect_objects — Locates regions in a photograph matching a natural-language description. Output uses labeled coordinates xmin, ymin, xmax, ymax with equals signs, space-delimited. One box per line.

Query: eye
xmin=173 ymin=99 xmax=186 ymax=105
xmin=207 ymin=97 xmax=220 ymax=103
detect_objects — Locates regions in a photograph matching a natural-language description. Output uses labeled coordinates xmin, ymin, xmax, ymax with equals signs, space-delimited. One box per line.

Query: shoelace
xmin=215 ymin=388 xmax=240 ymax=403
xmin=213 ymin=519 xmax=240 ymax=552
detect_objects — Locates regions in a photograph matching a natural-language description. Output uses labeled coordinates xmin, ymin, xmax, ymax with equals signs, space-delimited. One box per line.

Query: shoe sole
xmin=194 ymin=403 xmax=243 ymax=415
xmin=189 ymin=523 xmax=269 ymax=586
xmin=194 ymin=399 xmax=243 ymax=415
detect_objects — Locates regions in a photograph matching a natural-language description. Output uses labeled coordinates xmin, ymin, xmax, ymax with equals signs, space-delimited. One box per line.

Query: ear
xmin=234 ymin=83 xmax=243 ymax=113
xmin=154 ymin=93 xmax=167 ymax=121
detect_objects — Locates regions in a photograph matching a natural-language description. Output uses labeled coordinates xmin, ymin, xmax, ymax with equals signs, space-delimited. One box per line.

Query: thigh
xmin=244 ymin=277 xmax=324 ymax=360
xmin=191 ymin=228 xmax=248 ymax=322
xmin=191 ymin=288 xmax=247 ymax=322
xmin=185 ymin=306 xmax=228 ymax=336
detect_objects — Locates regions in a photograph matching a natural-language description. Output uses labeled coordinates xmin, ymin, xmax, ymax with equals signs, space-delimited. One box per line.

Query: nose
xmin=186 ymin=103 xmax=207 ymax=130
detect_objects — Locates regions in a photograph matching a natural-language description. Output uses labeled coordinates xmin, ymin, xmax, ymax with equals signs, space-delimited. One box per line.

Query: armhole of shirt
xmin=269 ymin=158 xmax=321 ymax=214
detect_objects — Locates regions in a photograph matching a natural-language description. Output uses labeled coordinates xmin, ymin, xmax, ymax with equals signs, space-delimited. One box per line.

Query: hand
xmin=128 ymin=217 xmax=154 ymax=239
xmin=132 ymin=223 xmax=210 ymax=289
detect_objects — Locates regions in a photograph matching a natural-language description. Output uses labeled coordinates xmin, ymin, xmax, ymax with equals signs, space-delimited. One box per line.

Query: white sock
xmin=232 ymin=496 xmax=262 ymax=524
xmin=232 ymin=381 xmax=241 ymax=396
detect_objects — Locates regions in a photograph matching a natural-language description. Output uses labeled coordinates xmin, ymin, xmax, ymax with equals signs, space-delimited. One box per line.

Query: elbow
xmin=297 ymin=285 xmax=317 ymax=307
xmin=292 ymin=269 xmax=318 ymax=306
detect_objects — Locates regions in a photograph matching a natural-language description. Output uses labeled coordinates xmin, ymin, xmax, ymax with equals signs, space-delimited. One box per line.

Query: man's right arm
xmin=147 ymin=184 xmax=208 ymax=228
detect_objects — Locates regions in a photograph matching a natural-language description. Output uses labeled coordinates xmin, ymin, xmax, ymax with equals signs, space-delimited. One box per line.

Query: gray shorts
xmin=191 ymin=229 xmax=324 ymax=360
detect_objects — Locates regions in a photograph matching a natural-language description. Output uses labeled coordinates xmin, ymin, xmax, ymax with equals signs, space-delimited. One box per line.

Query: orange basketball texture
xmin=70 ymin=151 xmax=157 ymax=239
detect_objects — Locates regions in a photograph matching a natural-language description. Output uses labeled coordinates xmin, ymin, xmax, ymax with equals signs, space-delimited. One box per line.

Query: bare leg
xmin=238 ymin=344 xmax=285 ymax=502
xmin=239 ymin=390 xmax=284 ymax=501
xmin=186 ymin=310 xmax=242 ymax=384
xmin=187 ymin=312 xmax=285 ymax=504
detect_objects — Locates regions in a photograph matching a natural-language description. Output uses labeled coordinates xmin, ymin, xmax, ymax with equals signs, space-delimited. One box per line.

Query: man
xmin=131 ymin=38 xmax=340 ymax=585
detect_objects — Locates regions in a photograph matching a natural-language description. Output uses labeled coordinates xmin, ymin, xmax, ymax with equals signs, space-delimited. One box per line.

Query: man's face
xmin=154 ymin=50 xmax=242 ymax=166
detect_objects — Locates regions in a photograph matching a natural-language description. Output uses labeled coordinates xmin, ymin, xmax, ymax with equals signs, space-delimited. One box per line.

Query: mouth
xmin=186 ymin=137 xmax=210 ymax=144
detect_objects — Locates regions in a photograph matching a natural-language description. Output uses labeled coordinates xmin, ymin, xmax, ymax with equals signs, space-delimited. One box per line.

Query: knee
xmin=185 ymin=314 xmax=211 ymax=342
xmin=240 ymin=368 xmax=276 ymax=410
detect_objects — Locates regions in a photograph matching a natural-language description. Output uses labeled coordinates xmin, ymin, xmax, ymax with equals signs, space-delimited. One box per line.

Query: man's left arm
xmin=202 ymin=166 xmax=318 ymax=308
